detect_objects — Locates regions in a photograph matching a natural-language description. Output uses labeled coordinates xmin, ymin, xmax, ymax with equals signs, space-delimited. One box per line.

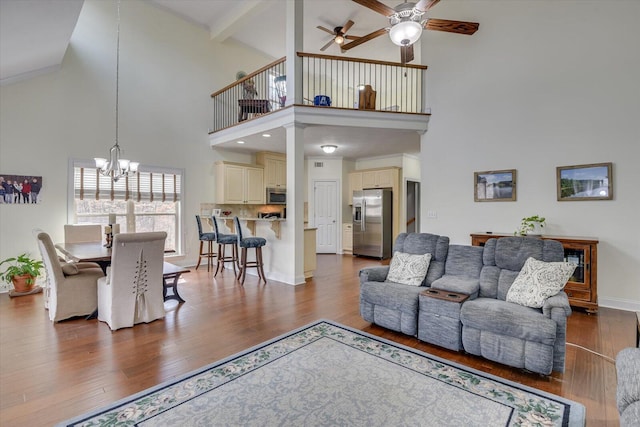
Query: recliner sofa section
xmin=359 ymin=233 xmax=573 ymax=375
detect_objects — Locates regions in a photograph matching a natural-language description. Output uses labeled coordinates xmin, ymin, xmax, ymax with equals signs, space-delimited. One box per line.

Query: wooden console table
xmin=470 ymin=233 xmax=599 ymax=314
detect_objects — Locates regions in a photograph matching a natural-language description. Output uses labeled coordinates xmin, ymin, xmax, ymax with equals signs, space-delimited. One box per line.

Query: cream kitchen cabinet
xmin=216 ymin=162 xmax=264 ymax=204
xmin=362 ymin=169 xmax=395 ymax=188
xmin=342 ymin=223 xmax=353 ymax=254
xmin=256 ymin=152 xmax=286 ymax=189
xmin=349 ymin=172 xmax=363 ymax=197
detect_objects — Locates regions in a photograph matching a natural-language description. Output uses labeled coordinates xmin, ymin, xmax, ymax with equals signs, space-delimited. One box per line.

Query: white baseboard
xmin=598 ymin=296 xmax=640 ymax=313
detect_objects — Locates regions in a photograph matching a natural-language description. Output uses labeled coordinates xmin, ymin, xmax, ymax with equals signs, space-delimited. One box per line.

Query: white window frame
xmin=67 ymin=159 xmax=185 ymax=256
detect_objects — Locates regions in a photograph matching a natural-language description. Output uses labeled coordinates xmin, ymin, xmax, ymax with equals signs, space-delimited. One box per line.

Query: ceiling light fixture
xmin=321 ymin=145 xmax=337 ymax=154
xmin=94 ymin=0 xmax=138 ymax=182
xmin=237 ymin=140 xmax=245 ymax=144
xmin=262 ymin=133 xmax=271 ymax=138
xmin=388 ymin=3 xmax=425 ymax=47
xmin=334 ymin=34 xmax=345 ymax=45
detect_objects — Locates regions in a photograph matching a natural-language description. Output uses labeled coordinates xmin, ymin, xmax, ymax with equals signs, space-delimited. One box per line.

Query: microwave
xmin=266 ymin=187 xmax=286 ymax=205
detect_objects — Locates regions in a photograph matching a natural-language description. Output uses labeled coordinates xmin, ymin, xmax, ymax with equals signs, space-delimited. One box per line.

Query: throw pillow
xmin=387 ymin=251 xmax=432 ymax=287
xmin=60 ymin=262 xmax=79 ymax=276
xmin=506 ymin=257 xmax=577 ymax=308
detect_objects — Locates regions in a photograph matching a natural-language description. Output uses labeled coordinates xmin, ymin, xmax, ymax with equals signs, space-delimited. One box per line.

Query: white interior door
xmin=314 ymin=180 xmax=338 ymax=253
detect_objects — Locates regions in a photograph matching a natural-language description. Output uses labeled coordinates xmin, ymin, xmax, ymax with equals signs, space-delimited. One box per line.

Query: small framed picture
xmin=556 ymin=162 xmax=612 ymax=201
xmin=212 ymin=209 xmax=221 ymax=216
xmin=474 ymin=169 xmax=516 ymax=202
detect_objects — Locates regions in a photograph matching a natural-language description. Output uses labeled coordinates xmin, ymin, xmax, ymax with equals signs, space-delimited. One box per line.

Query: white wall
xmin=420 ymin=0 xmax=640 ymax=310
xmin=0 ymin=0 xmax=273 ymax=290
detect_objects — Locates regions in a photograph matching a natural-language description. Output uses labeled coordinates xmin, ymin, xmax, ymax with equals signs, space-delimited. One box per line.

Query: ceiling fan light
xmin=321 ymin=145 xmax=337 ymax=154
xmin=334 ymin=35 xmax=345 ymax=44
xmin=389 ymin=21 xmax=423 ymax=46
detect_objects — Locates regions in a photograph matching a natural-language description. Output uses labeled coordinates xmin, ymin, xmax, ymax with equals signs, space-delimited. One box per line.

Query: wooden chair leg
xmin=257 ymin=247 xmax=266 ymax=284
xmin=196 ymin=240 xmax=204 ymax=269
xmin=232 ymin=244 xmax=238 ymax=277
xmin=214 ymin=243 xmax=224 ymax=277
xmin=240 ymin=247 xmax=248 ymax=285
xmin=207 ymin=240 xmax=214 ymax=272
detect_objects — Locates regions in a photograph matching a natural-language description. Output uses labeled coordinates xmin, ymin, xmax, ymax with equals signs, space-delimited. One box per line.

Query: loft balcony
xmin=209 ymin=52 xmax=430 ymax=140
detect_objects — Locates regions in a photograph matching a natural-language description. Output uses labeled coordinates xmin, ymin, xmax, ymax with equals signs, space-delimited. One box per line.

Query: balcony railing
xmin=209 ymin=53 xmax=428 ymax=133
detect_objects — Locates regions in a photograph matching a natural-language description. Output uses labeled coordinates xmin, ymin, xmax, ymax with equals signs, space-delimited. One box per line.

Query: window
xmin=70 ymin=160 xmax=184 ymax=254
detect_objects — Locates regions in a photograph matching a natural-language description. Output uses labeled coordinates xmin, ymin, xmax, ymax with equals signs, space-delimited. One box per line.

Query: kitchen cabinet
xmin=342 ymin=223 xmax=353 ymax=254
xmin=349 ymin=172 xmax=363 ymax=196
xmin=304 ymin=228 xmax=317 ymax=278
xmin=216 ymin=161 xmax=264 ymax=204
xmin=362 ymin=169 xmax=394 ymax=189
xmin=256 ymin=152 xmax=286 ymax=189
xmin=470 ymin=233 xmax=599 ymax=313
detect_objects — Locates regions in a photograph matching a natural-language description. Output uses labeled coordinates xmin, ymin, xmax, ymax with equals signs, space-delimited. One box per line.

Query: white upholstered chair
xmin=64 ymin=224 xmax=102 ymax=243
xmin=97 ymin=232 xmax=167 ymax=331
xmin=35 ymin=231 xmax=104 ymax=322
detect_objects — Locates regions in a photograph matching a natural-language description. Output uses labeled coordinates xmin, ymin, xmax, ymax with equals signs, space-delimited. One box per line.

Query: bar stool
xmin=195 ymin=215 xmax=216 ymax=271
xmin=212 ymin=216 xmax=239 ymax=277
xmin=233 ymin=216 xmax=267 ymax=285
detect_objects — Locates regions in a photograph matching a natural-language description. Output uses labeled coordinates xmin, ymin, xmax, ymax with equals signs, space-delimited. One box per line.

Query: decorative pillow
xmin=60 ymin=262 xmax=79 ymax=276
xmin=387 ymin=251 xmax=432 ymax=287
xmin=506 ymin=257 xmax=577 ymax=308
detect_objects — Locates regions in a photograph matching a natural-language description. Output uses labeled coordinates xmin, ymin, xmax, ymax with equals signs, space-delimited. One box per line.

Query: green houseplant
xmin=0 ymin=253 xmax=44 ymax=293
xmin=515 ymin=215 xmax=546 ymax=236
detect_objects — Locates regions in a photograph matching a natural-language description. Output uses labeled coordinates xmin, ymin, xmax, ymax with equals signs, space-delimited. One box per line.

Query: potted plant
xmin=0 ymin=253 xmax=44 ymax=293
xmin=515 ymin=215 xmax=546 ymax=236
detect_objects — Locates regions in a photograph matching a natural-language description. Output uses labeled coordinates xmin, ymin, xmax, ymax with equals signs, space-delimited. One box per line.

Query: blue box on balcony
xmin=313 ymin=95 xmax=331 ymax=107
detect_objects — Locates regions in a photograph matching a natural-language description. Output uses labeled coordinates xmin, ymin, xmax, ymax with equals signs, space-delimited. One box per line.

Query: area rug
xmin=59 ymin=320 xmax=585 ymax=426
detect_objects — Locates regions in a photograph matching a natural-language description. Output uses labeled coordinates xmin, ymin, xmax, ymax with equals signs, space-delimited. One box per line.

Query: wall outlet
xmin=427 ymin=210 xmax=437 ymax=219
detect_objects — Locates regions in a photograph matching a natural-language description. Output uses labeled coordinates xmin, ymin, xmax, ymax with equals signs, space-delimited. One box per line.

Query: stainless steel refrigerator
xmin=353 ymin=189 xmax=392 ymax=259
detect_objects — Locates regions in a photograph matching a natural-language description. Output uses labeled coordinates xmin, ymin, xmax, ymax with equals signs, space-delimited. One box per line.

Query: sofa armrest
xmin=359 ymin=266 xmax=389 ymax=284
xmin=542 ymin=291 xmax=572 ymax=319
xmin=617 ymin=348 xmax=640 ymax=419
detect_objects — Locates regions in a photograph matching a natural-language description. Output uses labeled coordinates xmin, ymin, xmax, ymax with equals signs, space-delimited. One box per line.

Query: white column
xmin=285 ymin=122 xmax=306 ymax=285
xmin=285 ymin=0 xmax=303 ymax=106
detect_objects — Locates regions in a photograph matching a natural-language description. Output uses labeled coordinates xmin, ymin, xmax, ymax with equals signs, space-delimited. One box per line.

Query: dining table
xmin=55 ymin=242 xmax=189 ymax=303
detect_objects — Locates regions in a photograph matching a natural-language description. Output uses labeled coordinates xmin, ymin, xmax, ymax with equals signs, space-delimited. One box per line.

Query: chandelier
xmin=95 ymin=0 xmax=138 ymax=182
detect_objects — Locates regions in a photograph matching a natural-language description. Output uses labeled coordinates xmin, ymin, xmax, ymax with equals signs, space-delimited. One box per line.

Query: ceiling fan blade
xmin=400 ymin=44 xmax=414 ymax=64
xmin=341 ymin=19 xmax=355 ymax=35
xmin=317 ymin=25 xmax=336 ymax=35
xmin=352 ymin=0 xmax=395 ymax=17
xmin=425 ymin=18 xmax=479 ymax=35
xmin=344 ymin=35 xmax=361 ymax=40
xmin=320 ymin=39 xmax=336 ymax=51
xmin=415 ymin=0 xmax=440 ymax=12
xmin=341 ymin=28 xmax=388 ymax=51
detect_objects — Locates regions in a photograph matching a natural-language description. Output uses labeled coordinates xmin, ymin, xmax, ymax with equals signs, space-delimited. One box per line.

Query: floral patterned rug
xmin=59 ymin=320 xmax=585 ymax=426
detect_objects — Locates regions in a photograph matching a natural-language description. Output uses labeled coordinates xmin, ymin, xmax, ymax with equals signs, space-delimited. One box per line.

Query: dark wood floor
xmin=0 ymin=254 xmax=635 ymax=426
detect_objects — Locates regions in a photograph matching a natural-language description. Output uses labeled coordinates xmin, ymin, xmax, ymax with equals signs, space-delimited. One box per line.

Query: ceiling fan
xmin=342 ymin=0 xmax=479 ymax=64
xmin=316 ymin=19 xmax=361 ymax=51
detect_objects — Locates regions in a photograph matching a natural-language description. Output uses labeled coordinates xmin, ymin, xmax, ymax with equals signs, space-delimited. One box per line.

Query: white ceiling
xmin=0 ymin=0 xmax=84 ymax=85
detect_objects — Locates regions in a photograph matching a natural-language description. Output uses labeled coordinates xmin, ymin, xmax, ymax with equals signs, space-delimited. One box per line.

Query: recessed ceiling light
xmin=237 ymin=140 xmax=245 ymax=144
xmin=262 ymin=133 xmax=271 ymax=138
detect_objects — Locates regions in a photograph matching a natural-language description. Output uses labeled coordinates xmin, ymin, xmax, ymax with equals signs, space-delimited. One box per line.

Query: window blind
xmin=73 ymin=166 xmax=181 ymax=202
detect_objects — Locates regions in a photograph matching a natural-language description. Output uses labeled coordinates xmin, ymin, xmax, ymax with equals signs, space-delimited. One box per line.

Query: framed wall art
xmin=474 ymin=169 xmax=517 ymax=202
xmin=0 ymin=174 xmax=43 ymax=204
xmin=556 ymin=162 xmax=613 ymax=201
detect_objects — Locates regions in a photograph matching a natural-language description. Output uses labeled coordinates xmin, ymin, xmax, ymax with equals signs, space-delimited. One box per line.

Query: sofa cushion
xmin=460 ymin=298 xmax=557 ymax=345
xmin=506 ymin=257 xmax=576 ymax=308
xmin=360 ymin=280 xmax=425 ymax=313
xmin=387 ymin=252 xmax=431 ymax=286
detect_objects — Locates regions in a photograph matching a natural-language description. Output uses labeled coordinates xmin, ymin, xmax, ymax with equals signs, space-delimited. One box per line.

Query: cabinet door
xmin=563 ymin=243 xmax=591 ymax=290
xmin=223 ymin=165 xmax=245 ymax=204
xmin=263 ymin=158 xmax=278 ymax=188
xmin=245 ymin=167 xmax=265 ymax=204
xmin=375 ymin=169 xmax=394 ymax=187
xmin=275 ymin=158 xmax=286 ymax=188
xmin=349 ymin=172 xmax=363 ymax=196
xmin=362 ymin=171 xmax=376 ymax=188
xmin=343 ymin=224 xmax=353 ymax=251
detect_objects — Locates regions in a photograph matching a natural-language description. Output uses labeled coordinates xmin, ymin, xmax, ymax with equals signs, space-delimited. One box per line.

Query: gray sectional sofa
xmin=359 ymin=232 xmax=573 ymax=375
